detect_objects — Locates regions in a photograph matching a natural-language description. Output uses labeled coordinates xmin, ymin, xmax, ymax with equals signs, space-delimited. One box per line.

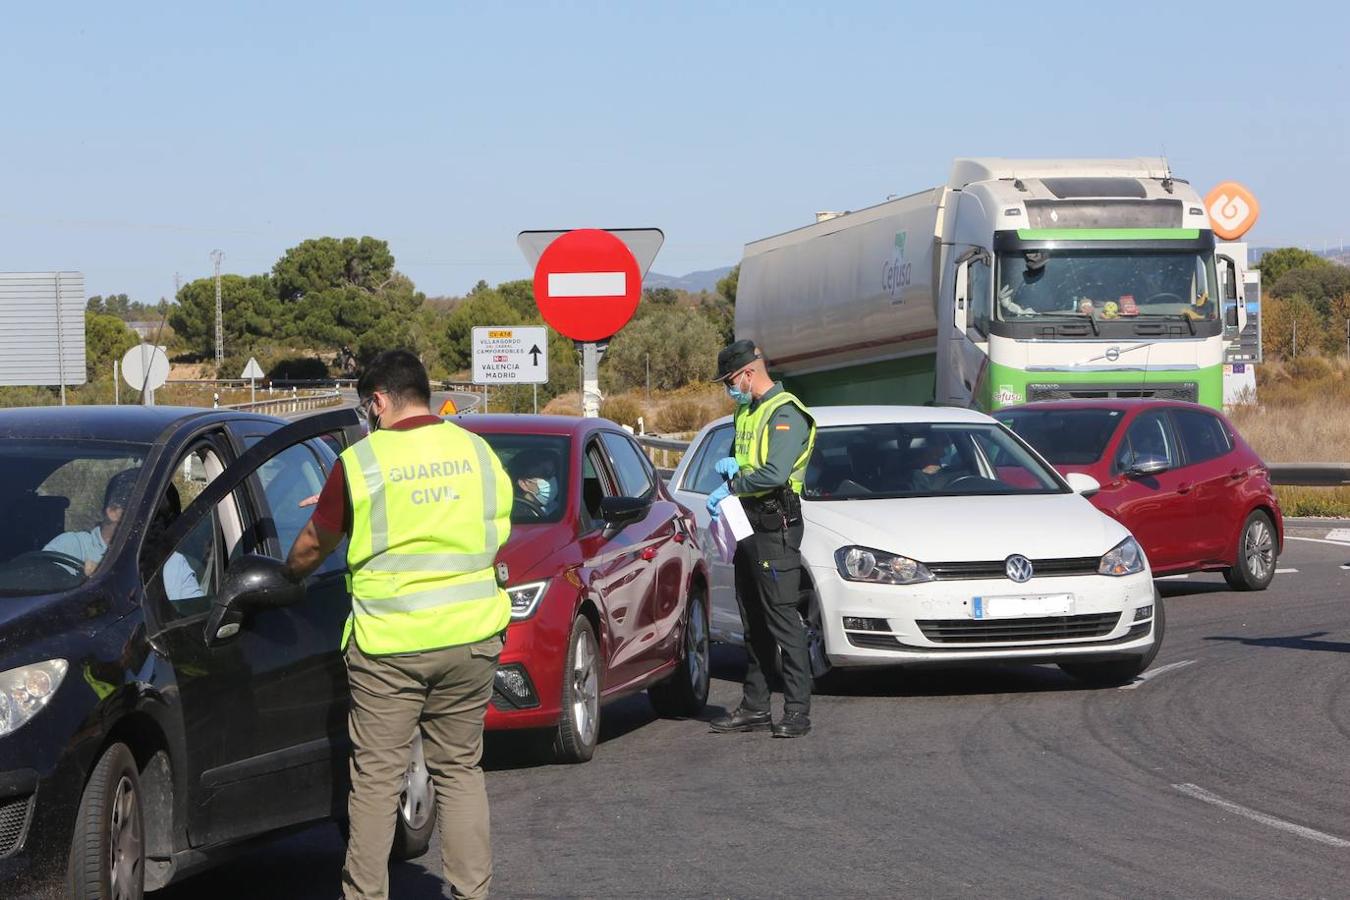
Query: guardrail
xmin=216 ymin=388 xmax=343 ymax=414
xmin=635 ymin=435 xmax=1350 ymax=489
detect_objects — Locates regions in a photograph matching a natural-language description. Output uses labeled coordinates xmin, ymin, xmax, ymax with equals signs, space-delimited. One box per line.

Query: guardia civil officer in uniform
xmin=286 ymin=350 xmax=512 ymax=900
xmin=707 ymin=340 xmax=817 ymax=738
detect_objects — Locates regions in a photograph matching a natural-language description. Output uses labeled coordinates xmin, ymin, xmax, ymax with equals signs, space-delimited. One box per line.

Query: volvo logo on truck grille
xmin=1005 ymin=554 xmax=1034 ymax=583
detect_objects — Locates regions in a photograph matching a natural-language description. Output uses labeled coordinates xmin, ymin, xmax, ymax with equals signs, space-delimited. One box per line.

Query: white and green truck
xmin=737 ymin=157 xmax=1245 ymax=411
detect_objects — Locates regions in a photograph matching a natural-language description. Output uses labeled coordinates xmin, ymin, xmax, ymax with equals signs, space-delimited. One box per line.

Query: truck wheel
xmin=390 ymin=731 xmax=436 ymax=860
xmin=554 ymin=616 xmax=600 ymax=763
xmin=1059 ymin=594 xmax=1165 ymax=687
xmin=68 ymin=742 xmax=145 ymax=900
xmin=650 ymin=586 xmax=710 ymax=717
xmin=1223 ymin=511 xmax=1277 ymax=591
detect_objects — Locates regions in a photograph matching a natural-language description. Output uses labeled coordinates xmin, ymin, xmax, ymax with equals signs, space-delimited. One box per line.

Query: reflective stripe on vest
xmin=733 ymin=389 xmax=817 ymax=496
xmin=341 ymin=422 xmax=511 ymax=655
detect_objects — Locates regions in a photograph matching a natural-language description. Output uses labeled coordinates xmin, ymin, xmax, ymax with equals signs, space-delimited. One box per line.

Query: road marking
xmin=1326 ymin=528 xmax=1350 ymax=543
xmin=1120 ymin=658 xmax=1195 ymax=690
xmin=1287 ymin=536 xmax=1350 ymax=548
xmin=547 ymin=271 xmax=626 ymax=297
xmin=1341 ymin=564 xmax=1350 ymax=571
xmin=1157 ymin=574 xmax=1190 ymax=580
xmin=1172 ymin=783 xmax=1350 ymax=848
xmin=1275 ymin=568 xmax=1299 ymax=574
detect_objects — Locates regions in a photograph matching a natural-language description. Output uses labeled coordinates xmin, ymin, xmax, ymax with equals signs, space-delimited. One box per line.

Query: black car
xmin=0 ymin=405 xmax=435 ymax=898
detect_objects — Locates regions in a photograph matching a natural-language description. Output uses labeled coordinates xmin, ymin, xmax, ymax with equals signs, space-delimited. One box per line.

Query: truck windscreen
xmin=995 ymin=250 xmax=1219 ymax=323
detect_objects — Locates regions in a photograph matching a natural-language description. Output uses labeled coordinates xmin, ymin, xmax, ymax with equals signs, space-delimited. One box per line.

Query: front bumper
xmin=0 ymin=756 xmax=85 ymax=895
xmin=484 ymin=583 xmax=572 ymax=731
xmin=816 ymin=566 xmax=1158 ymax=667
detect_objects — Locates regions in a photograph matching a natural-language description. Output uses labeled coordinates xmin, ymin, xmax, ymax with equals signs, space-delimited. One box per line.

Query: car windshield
xmin=994 ymin=408 xmax=1124 ymax=465
xmin=996 ymin=250 xmax=1219 ymax=322
xmin=803 ymin=422 xmax=1064 ymax=500
xmin=475 ymin=433 xmax=571 ymax=524
xmin=0 ymin=440 xmax=149 ymax=597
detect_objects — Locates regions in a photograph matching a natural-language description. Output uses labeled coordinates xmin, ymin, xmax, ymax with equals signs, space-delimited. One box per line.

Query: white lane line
xmin=1326 ymin=528 xmax=1350 ymax=543
xmin=1157 ymin=574 xmax=1190 ymax=580
xmin=1286 ymin=536 xmax=1350 ymax=548
xmin=1172 ymin=783 xmax=1350 ymax=848
xmin=1119 ymin=658 xmax=1195 ymax=690
xmin=1341 ymin=564 xmax=1350 ymax=571
xmin=1275 ymin=568 xmax=1299 ymax=574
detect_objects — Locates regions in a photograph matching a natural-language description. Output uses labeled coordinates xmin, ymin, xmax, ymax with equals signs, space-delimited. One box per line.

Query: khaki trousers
xmin=341 ymin=634 xmax=501 ymax=900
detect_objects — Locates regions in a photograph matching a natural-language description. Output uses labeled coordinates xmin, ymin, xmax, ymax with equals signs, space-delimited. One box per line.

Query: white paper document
xmin=710 ymin=494 xmax=754 ymax=564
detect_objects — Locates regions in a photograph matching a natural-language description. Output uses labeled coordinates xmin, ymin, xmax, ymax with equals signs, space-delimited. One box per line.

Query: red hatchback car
xmin=457 ymin=415 xmax=710 ymax=762
xmin=994 ymin=400 xmax=1283 ymax=590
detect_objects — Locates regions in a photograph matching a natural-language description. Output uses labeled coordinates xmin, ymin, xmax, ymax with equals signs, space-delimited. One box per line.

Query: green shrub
xmin=654 ymin=398 xmax=710 ymax=433
xmin=1285 ymin=355 xmax=1334 ymax=382
xmin=600 ymin=395 xmax=644 ymax=429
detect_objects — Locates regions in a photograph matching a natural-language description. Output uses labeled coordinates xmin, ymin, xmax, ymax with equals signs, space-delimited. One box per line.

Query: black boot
xmin=772 ymin=711 xmax=811 ymax=738
xmin=710 ymin=706 xmax=772 ymax=733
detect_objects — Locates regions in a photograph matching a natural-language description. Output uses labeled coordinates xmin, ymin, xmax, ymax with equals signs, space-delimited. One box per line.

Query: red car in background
xmin=993 ymin=400 xmax=1282 ymax=590
xmin=457 ymin=415 xmax=710 ymax=763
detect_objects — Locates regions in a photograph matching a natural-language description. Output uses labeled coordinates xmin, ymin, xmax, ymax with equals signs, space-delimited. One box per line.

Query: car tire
xmin=1223 ymin=510 xmax=1277 ymax=592
xmin=649 ymin=586 xmax=711 ymax=717
xmin=800 ymin=587 xmax=844 ymax=693
xmin=554 ymin=615 xmax=600 ymax=763
xmin=390 ymin=731 xmax=436 ymax=861
xmin=68 ymin=742 xmax=145 ymax=900
xmin=1059 ymin=593 xmax=1166 ymax=687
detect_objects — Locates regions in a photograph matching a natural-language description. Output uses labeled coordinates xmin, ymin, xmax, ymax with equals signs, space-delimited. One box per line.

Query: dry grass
xmin=1228 ymin=356 xmax=1350 ymax=516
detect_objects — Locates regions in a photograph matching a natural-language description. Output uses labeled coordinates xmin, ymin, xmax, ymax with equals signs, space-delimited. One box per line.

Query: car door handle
xmin=1229 ymin=468 xmax=1247 ymax=481
xmin=1176 ymin=482 xmax=1192 ymax=495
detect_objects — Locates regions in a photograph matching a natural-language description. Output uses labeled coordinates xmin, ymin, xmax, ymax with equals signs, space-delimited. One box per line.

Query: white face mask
xmin=533 ymin=477 xmax=555 ymax=505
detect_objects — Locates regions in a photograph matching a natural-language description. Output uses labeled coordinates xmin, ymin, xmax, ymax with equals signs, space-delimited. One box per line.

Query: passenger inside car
xmin=45 ymin=467 xmax=203 ymax=601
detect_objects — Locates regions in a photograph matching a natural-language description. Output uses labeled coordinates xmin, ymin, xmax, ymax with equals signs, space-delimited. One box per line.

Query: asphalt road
xmin=284 ymin=389 xmax=481 ymax=421
xmin=158 ymin=533 xmax=1350 ymax=899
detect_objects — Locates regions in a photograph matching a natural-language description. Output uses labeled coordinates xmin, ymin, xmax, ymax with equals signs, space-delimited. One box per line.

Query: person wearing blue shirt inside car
xmin=706 ymin=340 xmax=817 ymax=739
xmin=44 ymin=467 xmax=202 ymax=602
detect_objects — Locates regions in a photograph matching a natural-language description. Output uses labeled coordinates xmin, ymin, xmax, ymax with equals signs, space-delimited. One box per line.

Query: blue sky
xmin=2 ymin=1 xmax=1346 ymax=303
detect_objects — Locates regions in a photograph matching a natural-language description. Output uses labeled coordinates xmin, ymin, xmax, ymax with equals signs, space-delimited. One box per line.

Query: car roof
xmin=700 ymin=404 xmax=1000 ymax=431
xmin=452 ymin=414 xmax=616 ymax=436
xmin=0 ymin=405 xmax=244 ymax=443
xmin=996 ymin=398 xmax=1222 ymax=415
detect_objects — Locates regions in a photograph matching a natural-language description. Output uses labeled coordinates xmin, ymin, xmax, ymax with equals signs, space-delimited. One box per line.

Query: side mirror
xmin=204 ymin=554 xmax=305 ymax=647
xmin=1064 ymin=472 xmax=1101 ymax=497
xmin=598 ymin=496 xmax=651 ymax=535
xmin=1127 ymin=456 xmax=1170 ymax=478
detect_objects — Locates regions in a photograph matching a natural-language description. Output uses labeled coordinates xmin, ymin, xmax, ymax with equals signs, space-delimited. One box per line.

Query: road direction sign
xmin=472 ymin=325 xmax=549 ymax=384
xmin=528 ymin=229 xmax=645 ymax=341
xmin=240 ymin=357 xmax=265 ymax=380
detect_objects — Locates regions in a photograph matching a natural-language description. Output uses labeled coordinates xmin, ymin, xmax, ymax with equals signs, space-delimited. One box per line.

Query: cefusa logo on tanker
xmin=388 ymin=458 xmax=475 ymax=505
xmin=882 ymin=231 xmax=911 ymax=303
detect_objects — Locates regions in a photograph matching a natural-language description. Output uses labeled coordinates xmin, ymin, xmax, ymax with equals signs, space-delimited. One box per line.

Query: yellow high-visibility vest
xmin=340 ymin=422 xmax=512 ymax=655
xmin=733 ymin=389 xmax=816 ymax=496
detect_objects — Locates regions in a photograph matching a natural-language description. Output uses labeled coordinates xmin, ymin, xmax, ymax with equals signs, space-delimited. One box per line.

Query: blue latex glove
xmin=714 ymin=457 xmax=740 ymax=480
xmin=706 ymin=482 xmax=731 ymax=518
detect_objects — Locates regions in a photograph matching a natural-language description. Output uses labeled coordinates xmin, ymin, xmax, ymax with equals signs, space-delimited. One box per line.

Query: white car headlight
xmin=0 ymin=659 xmax=68 ymax=738
xmin=506 ymin=581 xmax=548 ymax=619
xmin=1099 ymin=537 xmax=1146 ymax=577
xmin=835 ymin=547 xmax=935 ymax=585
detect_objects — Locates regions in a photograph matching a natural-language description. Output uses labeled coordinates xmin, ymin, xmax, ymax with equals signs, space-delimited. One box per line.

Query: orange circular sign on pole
xmin=1205 ymin=182 xmax=1260 ymax=241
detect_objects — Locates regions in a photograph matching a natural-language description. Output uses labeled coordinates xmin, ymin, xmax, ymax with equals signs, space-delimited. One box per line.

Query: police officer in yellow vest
xmin=707 ymin=341 xmax=817 ymax=738
xmin=285 ymin=350 xmax=511 ymax=900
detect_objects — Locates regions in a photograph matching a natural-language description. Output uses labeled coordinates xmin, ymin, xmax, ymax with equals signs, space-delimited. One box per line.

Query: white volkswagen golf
xmin=669 ymin=406 xmax=1161 ymax=686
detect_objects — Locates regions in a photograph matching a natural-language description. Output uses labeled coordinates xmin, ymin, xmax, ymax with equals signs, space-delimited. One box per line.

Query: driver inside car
xmin=508 ymin=448 xmax=560 ymax=521
xmin=44 ymin=467 xmax=203 ymax=601
xmin=907 ymin=436 xmax=957 ymax=492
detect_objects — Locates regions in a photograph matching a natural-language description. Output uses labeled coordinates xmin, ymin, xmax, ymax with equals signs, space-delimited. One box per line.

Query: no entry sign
xmin=531 ymin=229 xmax=642 ymax=341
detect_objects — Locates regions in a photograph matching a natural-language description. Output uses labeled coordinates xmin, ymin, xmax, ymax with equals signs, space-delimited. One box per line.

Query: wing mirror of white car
xmin=1064 ymin=472 xmax=1101 ymax=496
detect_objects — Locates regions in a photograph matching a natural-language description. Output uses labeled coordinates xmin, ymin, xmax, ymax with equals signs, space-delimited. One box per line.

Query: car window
xmin=995 ymin=408 xmax=1123 ymax=465
xmin=600 ymin=432 xmax=655 ymax=499
xmin=255 ymin=442 xmax=342 ymax=572
xmin=1114 ymin=412 xmax=1179 ymax=472
xmin=581 ymin=439 xmax=620 ymax=529
xmin=475 ymin=433 xmax=571 ymax=525
xmin=1171 ymin=409 xmax=1232 ymax=465
xmin=683 ymin=426 xmax=734 ymax=495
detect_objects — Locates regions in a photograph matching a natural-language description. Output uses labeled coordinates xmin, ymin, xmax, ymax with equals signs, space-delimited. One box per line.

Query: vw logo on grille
xmin=1005 ymin=554 xmax=1034 ymax=583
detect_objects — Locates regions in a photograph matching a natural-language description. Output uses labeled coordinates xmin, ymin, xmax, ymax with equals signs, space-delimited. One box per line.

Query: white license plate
xmin=970 ymin=593 xmax=1073 ymax=619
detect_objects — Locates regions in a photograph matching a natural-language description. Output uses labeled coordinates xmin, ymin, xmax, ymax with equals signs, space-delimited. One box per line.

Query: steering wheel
xmin=1143 ymin=291 xmax=1185 ymax=305
xmin=945 ymin=475 xmax=992 ymax=491
xmin=14 ymin=549 xmax=89 ymax=575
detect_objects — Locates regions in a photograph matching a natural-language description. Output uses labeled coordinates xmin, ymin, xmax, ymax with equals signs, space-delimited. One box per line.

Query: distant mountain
xmin=644 ymin=265 xmax=734 ymax=294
